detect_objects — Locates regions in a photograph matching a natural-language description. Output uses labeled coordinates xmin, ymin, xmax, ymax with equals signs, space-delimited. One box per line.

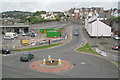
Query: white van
xmin=5 ymin=32 xmax=18 ymax=38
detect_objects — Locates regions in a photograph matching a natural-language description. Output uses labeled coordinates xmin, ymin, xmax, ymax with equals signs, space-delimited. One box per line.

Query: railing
xmin=96 ymin=48 xmax=119 ymax=62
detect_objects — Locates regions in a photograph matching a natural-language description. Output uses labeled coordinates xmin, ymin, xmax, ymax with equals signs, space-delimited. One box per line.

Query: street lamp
xmin=97 ymin=18 xmax=98 ymax=44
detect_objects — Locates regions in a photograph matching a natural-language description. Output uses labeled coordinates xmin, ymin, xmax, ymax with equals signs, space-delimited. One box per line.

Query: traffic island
xmin=30 ymin=55 xmax=73 ymax=73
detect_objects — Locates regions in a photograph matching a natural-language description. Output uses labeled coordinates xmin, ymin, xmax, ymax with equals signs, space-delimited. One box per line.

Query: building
xmin=0 ymin=23 xmax=29 ymax=34
xmin=65 ymin=7 xmax=104 ymax=20
xmin=85 ymin=14 xmax=111 ymax=37
xmin=42 ymin=13 xmax=56 ymax=20
xmin=97 ymin=12 xmax=112 ymax=20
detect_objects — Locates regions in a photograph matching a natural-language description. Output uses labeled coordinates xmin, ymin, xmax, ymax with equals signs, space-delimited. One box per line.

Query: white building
xmin=85 ymin=15 xmax=111 ymax=37
xmin=41 ymin=14 xmax=47 ymax=19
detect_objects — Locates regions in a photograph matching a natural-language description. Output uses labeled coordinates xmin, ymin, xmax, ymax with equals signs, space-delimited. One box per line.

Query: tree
xmin=56 ymin=17 xmax=60 ymax=21
xmin=33 ymin=11 xmax=46 ymax=16
xmin=108 ymin=16 xmax=117 ymax=27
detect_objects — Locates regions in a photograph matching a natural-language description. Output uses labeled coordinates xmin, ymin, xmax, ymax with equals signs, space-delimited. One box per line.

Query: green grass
xmin=12 ymin=43 xmax=63 ymax=51
xmin=77 ymin=43 xmax=97 ymax=54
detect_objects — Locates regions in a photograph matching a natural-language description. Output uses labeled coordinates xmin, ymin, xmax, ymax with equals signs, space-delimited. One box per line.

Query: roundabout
xmin=30 ymin=56 xmax=73 ymax=73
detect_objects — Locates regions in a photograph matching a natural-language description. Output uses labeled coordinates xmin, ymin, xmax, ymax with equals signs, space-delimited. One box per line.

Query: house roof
xmin=98 ymin=12 xmax=112 ymax=18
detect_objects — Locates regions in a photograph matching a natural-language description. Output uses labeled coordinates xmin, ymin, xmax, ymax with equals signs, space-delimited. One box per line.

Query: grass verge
xmin=12 ymin=43 xmax=63 ymax=51
xmin=76 ymin=43 xmax=97 ymax=54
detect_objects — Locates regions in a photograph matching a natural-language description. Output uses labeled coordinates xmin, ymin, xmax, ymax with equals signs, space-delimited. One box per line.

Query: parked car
xmin=13 ymin=33 xmax=18 ymax=38
xmin=20 ymin=53 xmax=34 ymax=62
xmin=74 ymin=32 xmax=79 ymax=36
xmin=4 ymin=36 xmax=14 ymax=40
xmin=22 ymin=33 xmax=26 ymax=36
xmin=112 ymin=43 xmax=120 ymax=50
xmin=26 ymin=32 xmax=31 ymax=36
xmin=2 ymin=47 xmax=11 ymax=54
xmin=31 ymin=32 xmax=35 ymax=37
xmin=113 ymin=35 xmax=120 ymax=40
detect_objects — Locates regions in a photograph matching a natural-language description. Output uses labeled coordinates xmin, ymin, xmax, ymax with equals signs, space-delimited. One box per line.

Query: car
xmin=74 ymin=32 xmax=79 ymax=36
xmin=26 ymin=32 xmax=31 ymax=36
xmin=22 ymin=33 xmax=26 ymax=36
xmin=20 ymin=53 xmax=34 ymax=62
xmin=31 ymin=32 xmax=35 ymax=37
xmin=4 ymin=36 xmax=14 ymax=40
xmin=13 ymin=33 xmax=18 ymax=38
xmin=113 ymin=35 xmax=120 ymax=40
xmin=2 ymin=47 xmax=11 ymax=54
xmin=112 ymin=43 xmax=120 ymax=50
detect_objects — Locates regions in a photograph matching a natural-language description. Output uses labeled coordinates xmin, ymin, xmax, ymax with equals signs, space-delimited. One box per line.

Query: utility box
xmin=22 ymin=40 xmax=28 ymax=46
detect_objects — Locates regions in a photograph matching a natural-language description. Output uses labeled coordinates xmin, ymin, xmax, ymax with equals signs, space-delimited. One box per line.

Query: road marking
xmin=3 ymin=55 xmax=8 ymax=56
xmin=105 ymin=38 xmax=108 ymax=40
xmin=81 ymin=62 xmax=86 ymax=64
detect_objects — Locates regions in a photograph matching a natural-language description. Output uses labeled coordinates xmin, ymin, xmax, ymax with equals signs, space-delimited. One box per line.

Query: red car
xmin=112 ymin=43 xmax=120 ymax=50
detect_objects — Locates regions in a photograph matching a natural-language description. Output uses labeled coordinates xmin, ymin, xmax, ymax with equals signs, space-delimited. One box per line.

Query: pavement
xmin=2 ymin=23 xmax=119 ymax=78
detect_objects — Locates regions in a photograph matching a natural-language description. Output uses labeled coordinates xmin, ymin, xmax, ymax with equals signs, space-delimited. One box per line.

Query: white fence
xmin=96 ymin=48 xmax=119 ymax=62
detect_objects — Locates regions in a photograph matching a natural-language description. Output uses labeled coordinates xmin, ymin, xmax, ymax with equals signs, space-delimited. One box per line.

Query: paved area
xmin=2 ymin=23 xmax=118 ymax=78
xmin=2 ymin=22 xmax=69 ymax=49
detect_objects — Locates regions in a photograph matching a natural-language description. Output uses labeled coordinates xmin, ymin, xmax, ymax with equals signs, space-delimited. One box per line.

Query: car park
xmin=74 ymin=32 xmax=79 ymax=36
xmin=2 ymin=47 xmax=11 ymax=54
xmin=4 ymin=36 xmax=14 ymax=40
xmin=20 ymin=53 xmax=34 ymax=62
xmin=112 ymin=42 xmax=120 ymax=50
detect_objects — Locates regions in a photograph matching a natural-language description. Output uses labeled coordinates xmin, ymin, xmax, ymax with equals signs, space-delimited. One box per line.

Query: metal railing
xmin=96 ymin=48 xmax=119 ymax=62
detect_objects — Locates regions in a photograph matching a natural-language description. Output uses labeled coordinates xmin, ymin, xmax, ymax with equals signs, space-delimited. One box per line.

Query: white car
xmin=22 ymin=33 xmax=26 ymax=36
xmin=13 ymin=33 xmax=18 ymax=38
xmin=113 ymin=35 xmax=120 ymax=40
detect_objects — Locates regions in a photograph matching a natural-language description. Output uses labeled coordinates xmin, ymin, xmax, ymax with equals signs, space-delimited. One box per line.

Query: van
xmin=5 ymin=32 xmax=18 ymax=38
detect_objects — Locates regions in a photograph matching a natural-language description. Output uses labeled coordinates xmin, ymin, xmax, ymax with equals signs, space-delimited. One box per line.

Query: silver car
xmin=113 ymin=35 xmax=120 ymax=40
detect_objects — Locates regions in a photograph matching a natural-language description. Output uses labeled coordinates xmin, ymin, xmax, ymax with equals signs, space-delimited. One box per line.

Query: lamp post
xmin=97 ymin=18 xmax=98 ymax=44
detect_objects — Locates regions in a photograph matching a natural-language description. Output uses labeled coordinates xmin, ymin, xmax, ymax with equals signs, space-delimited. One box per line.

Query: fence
xmin=96 ymin=48 xmax=119 ymax=62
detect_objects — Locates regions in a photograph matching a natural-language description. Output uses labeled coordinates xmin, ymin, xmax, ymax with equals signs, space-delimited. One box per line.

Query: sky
xmin=0 ymin=0 xmax=120 ymax=12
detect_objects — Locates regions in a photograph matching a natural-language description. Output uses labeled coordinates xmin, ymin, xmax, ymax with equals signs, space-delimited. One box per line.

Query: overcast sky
xmin=0 ymin=0 xmax=120 ymax=12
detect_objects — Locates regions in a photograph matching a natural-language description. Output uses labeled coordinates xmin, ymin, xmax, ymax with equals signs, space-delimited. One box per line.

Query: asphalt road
xmin=2 ymin=23 xmax=119 ymax=78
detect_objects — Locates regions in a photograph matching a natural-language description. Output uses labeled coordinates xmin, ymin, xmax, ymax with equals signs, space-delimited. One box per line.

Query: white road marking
xmin=3 ymin=55 xmax=8 ymax=56
xmin=105 ymin=38 xmax=108 ymax=40
xmin=81 ymin=62 xmax=86 ymax=64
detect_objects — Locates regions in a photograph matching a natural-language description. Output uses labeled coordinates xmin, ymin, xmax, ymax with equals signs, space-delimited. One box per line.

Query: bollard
xmin=58 ymin=59 xmax=61 ymax=64
xmin=43 ymin=59 xmax=46 ymax=64
xmin=48 ymin=55 xmax=51 ymax=61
